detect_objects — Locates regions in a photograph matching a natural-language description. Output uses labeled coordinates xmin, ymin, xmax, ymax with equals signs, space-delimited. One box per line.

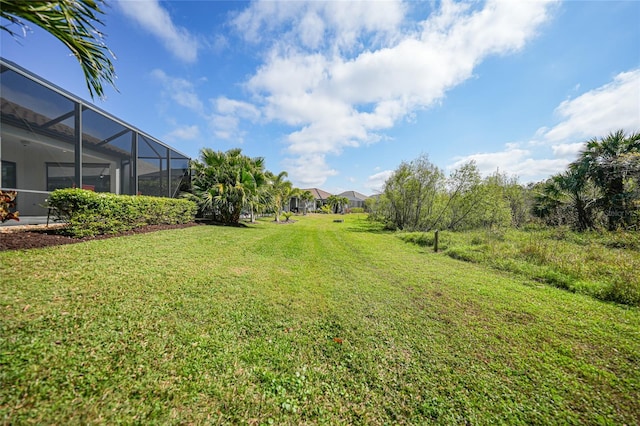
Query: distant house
xmin=304 ymin=188 xmax=333 ymax=211
xmin=338 ymin=190 xmax=369 ymax=210
xmin=288 ymin=188 xmax=370 ymax=213
xmin=288 ymin=187 xmax=333 ymax=212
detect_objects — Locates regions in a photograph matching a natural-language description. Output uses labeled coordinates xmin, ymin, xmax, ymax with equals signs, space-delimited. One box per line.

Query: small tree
xmin=435 ymin=161 xmax=485 ymax=230
xmin=266 ymin=171 xmax=297 ymax=222
xmin=327 ymin=195 xmax=349 ymax=214
xmin=381 ymin=155 xmax=444 ymax=230
xmin=299 ymin=190 xmax=315 ymax=215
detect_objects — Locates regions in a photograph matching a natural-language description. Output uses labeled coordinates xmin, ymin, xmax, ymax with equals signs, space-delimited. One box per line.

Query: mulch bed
xmin=0 ymin=223 xmax=200 ymax=252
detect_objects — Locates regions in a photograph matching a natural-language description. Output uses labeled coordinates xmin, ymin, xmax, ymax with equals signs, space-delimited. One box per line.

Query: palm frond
xmin=1 ymin=0 xmax=117 ymax=99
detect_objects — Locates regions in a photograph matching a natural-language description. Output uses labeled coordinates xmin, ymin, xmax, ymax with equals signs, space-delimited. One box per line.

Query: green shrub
xmin=48 ymin=189 xmax=197 ymax=237
xmin=349 ymin=207 xmax=364 ymax=214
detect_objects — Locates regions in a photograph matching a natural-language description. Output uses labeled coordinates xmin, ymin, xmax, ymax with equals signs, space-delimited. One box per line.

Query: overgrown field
xmin=398 ymin=227 xmax=640 ymax=306
xmin=1 ymin=215 xmax=639 ymax=424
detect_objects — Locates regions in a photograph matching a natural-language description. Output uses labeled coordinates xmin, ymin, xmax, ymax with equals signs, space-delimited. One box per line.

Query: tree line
xmin=368 ymin=130 xmax=639 ymax=232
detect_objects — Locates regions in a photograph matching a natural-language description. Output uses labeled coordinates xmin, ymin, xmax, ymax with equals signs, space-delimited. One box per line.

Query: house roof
xmin=303 ymin=188 xmax=333 ymax=200
xmin=338 ymin=190 xmax=369 ymax=201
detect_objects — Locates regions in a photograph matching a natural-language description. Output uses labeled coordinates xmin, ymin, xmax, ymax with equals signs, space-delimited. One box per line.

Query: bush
xmin=48 ymin=189 xmax=197 ymax=237
xmin=349 ymin=207 xmax=365 ymax=214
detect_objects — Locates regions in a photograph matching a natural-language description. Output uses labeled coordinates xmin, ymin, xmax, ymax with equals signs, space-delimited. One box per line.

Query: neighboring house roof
xmin=338 ymin=190 xmax=369 ymax=201
xmin=303 ymin=188 xmax=333 ymax=201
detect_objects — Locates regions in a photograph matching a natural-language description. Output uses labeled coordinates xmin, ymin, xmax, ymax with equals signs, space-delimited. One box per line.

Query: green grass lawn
xmin=1 ymin=215 xmax=639 ymax=424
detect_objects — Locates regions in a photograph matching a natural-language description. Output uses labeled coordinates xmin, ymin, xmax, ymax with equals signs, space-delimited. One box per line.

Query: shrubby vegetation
xmin=375 ymin=130 xmax=639 ymax=306
xmin=188 ymin=148 xmax=301 ymax=225
xmin=369 ymin=130 xmax=639 ymax=232
xmin=368 ymin=155 xmax=524 ymax=231
xmin=48 ymin=188 xmax=197 ymax=237
xmin=398 ymin=227 xmax=640 ymax=306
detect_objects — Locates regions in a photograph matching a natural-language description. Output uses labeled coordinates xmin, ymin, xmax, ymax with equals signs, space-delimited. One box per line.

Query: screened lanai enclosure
xmin=0 ymin=58 xmax=190 ymax=218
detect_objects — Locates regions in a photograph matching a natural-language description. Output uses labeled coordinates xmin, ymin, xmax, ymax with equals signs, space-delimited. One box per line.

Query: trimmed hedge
xmin=48 ymin=189 xmax=197 ymax=237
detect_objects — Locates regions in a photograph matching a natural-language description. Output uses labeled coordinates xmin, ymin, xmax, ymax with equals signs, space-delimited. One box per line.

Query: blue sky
xmin=2 ymin=0 xmax=639 ymax=195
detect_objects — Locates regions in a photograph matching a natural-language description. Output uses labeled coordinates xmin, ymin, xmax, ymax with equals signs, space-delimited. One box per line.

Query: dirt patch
xmin=0 ymin=223 xmax=200 ymax=252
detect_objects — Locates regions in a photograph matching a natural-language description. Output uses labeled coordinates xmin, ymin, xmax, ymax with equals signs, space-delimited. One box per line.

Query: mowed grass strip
xmin=1 ymin=215 xmax=638 ymax=424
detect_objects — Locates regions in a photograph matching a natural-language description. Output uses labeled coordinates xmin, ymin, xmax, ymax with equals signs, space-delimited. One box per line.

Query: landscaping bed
xmin=0 ymin=222 xmax=199 ymax=251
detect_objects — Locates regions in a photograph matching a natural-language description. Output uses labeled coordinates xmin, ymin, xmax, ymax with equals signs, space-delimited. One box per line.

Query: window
xmin=46 ymin=163 xmax=75 ymax=191
xmin=1 ymin=160 xmax=17 ymax=189
xmin=46 ymin=163 xmax=109 ymax=192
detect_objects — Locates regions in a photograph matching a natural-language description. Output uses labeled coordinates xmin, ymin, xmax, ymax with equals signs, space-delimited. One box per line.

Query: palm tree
xmin=190 ymin=148 xmax=263 ymax=225
xmin=266 ymin=171 xmax=293 ymax=223
xmin=1 ymin=0 xmax=116 ymax=98
xmin=299 ymin=190 xmax=315 ymax=215
xmin=555 ymin=167 xmax=598 ymax=231
xmin=327 ymin=195 xmax=349 ymax=214
xmin=574 ymin=130 xmax=640 ymax=230
xmin=244 ymin=157 xmax=267 ymax=223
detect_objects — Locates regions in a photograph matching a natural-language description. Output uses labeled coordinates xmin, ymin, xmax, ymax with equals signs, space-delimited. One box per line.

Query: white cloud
xmin=232 ymin=0 xmax=405 ymax=52
xmin=151 ymin=69 xmax=262 ymax=143
xmin=209 ymin=97 xmax=261 ymax=142
xmin=117 ymin=0 xmax=198 ymax=63
xmin=165 ymin=125 xmax=200 ymax=142
xmin=450 ymin=146 xmax=530 ymax=174
xmin=542 ymin=69 xmax=640 ymax=142
xmin=450 ymin=146 xmax=570 ymax=182
xmin=551 ymin=142 xmax=584 ymax=158
xmin=282 ymin=154 xmax=339 ymax=188
xmin=231 ymin=0 xmax=556 ymax=186
xmin=151 ymin=69 xmax=204 ymax=114
xmin=214 ymin=97 xmax=260 ymax=119
xmin=366 ymin=170 xmax=394 ymax=193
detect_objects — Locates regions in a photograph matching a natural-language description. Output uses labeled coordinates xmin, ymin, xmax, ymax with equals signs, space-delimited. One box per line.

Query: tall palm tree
xmin=574 ymin=130 xmax=640 ymax=230
xmin=1 ymin=0 xmax=116 ymax=98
